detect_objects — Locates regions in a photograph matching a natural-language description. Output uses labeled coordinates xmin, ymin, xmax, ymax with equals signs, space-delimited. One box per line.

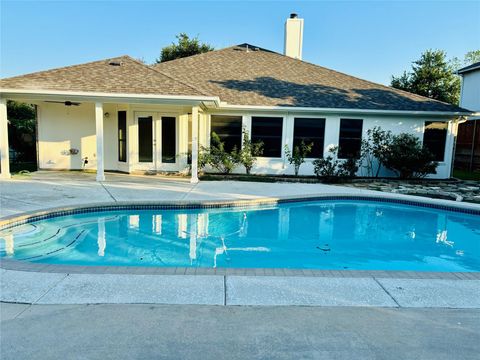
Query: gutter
xmin=216 ymin=103 xmax=472 ymax=117
xmin=0 ymin=88 xmax=221 ymax=107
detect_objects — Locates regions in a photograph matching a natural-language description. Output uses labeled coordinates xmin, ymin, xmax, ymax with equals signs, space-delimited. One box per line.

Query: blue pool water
xmin=1 ymin=200 xmax=479 ymax=271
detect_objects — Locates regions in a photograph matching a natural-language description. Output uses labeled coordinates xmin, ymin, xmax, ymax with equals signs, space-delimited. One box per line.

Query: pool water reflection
xmin=1 ymin=200 xmax=479 ymax=271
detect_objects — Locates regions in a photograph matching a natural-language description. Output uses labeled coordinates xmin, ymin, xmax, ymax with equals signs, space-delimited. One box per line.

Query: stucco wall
xmin=38 ymin=102 xmax=117 ymax=170
xmin=206 ymin=111 xmax=455 ymax=179
xmin=36 ymin=102 xmax=456 ymax=179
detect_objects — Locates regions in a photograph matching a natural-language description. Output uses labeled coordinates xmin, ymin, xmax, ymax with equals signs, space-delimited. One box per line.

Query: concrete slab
xmin=226 ymin=276 xmax=398 ymax=306
xmin=37 ymin=274 xmax=224 ymax=305
xmin=3 ymin=304 xmax=479 ymax=360
xmin=377 ymin=278 xmax=480 ymax=308
xmin=0 ymin=303 xmax=30 ymax=321
xmin=1 ymin=270 xmax=66 ymax=303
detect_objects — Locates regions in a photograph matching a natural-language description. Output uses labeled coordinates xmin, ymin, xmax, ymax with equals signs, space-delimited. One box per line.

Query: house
xmin=454 ymin=61 xmax=480 ymax=172
xmin=0 ymin=14 xmax=472 ymax=181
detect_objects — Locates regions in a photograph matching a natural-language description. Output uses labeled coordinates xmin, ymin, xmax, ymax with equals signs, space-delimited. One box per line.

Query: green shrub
xmin=238 ymin=129 xmax=263 ymax=174
xmin=382 ymin=133 xmax=437 ymax=178
xmin=313 ymin=146 xmax=346 ymax=181
xmin=204 ymin=132 xmax=240 ymax=174
xmin=285 ymin=141 xmax=313 ymax=176
xmin=339 ymin=157 xmax=360 ymax=178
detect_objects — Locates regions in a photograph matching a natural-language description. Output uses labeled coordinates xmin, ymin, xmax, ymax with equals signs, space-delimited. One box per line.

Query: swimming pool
xmin=1 ymin=199 xmax=479 ymax=272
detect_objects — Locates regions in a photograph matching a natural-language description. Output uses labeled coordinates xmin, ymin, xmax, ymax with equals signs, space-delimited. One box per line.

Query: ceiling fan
xmin=45 ymin=101 xmax=81 ymax=106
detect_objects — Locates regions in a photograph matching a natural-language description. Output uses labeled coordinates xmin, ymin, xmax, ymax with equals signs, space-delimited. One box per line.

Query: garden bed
xmin=199 ymin=173 xmax=480 ymax=203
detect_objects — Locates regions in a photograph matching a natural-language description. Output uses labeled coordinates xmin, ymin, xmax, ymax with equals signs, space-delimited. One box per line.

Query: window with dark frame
xmin=210 ymin=115 xmax=242 ymax=152
xmin=118 ymin=111 xmax=127 ymax=162
xmin=423 ymin=121 xmax=447 ymax=162
xmin=251 ymin=116 xmax=283 ymax=158
xmin=161 ymin=117 xmax=176 ymax=163
xmin=338 ymin=119 xmax=363 ymax=159
xmin=293 ymin=118 xmax=326 ymax=158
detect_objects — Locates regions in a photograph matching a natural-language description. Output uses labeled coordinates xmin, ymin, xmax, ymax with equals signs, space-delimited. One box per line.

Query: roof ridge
xmin=125 ymin=56 xmax=211 ymax=96
xmin=153 ymin=44 xmax=252 ymax=68
xmin=1 ymin=55 xmax=131 ymax=81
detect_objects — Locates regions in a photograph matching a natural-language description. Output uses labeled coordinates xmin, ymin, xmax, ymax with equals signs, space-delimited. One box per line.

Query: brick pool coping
xmin=1 ymin=193 xmax=480 ymax=281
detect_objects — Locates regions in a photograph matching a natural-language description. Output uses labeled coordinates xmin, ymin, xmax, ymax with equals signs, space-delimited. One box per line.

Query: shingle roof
xmin=1 ymin=45 xmax=471 ymax=113
xmin=155 ymin=44 xmax=469 ymax=113
xmin=457 ymin=61 xmax=480 ymax=75
xmin=0 ymin=55 xmax=206 ymax=96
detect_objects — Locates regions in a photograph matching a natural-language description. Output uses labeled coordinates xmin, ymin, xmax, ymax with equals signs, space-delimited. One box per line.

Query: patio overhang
xmin=0 ymin=89 xmax=219 ymax=181
xmin=0 ymin=88 xmax=220 ymax=108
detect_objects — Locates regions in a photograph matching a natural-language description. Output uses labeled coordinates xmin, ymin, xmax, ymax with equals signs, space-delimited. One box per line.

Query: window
xmin=293 ymin=118 xmax=326 ymax=158
xmin=424 ymin=121 xmax=447 ymax=161
xmin=210 ymin=115 xmax=242 ymax=152
xmin=118 ymin=111 xmax=127 ymax=162
xmin=338 ymin=119 xmax=363 ymax=158
xmin=251 ymin=116 xmax=283 ymax=157
xmin=162 ymin=117 xmax=176 ymax=163
xmin=138 ymin=116 xmax=153 ymax=162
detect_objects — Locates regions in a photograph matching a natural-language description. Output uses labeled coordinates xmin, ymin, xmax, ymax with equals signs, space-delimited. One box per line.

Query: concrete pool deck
xmin=1 ymin=171 xmax=479 ymax=307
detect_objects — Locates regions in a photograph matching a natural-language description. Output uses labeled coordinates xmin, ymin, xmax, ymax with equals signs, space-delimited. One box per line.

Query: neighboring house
xmin=0 ymin=14 xmax=472 ymax=181
xmin=454 ymin=62 xmax=480 ymax=172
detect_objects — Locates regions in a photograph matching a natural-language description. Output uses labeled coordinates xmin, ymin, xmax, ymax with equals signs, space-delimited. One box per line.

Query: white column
xmin=95 ymin=102 xmax=105 ymax=181
xmin=283 ymin=113 xmax=294 ymax=171
xmin=0 ymin=98 xmax=10 ymax=179
xmin=190 ymin=106 xmax=199 ymax=183
xmin=242 ymin=115 xmax=252 ymax=140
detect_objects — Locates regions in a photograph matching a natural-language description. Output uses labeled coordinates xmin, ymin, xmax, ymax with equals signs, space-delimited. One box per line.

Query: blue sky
xmin=1 ymin=0 xmax=479 ymax=84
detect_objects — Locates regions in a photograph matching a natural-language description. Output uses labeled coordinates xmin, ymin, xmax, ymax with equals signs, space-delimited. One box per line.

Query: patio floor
xmin=0 ymin=170 xmax=372 ymax=218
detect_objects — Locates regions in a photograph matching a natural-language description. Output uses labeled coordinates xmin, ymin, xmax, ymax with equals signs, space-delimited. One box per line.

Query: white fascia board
xmin=216 ymin=103 xmax=472 ymax=117
xmin=0 ymin=88 xmax=220 ymax=106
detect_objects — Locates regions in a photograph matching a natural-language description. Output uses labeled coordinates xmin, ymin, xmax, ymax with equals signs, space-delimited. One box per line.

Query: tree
xmin=7 ymin=101 xmax=37 ymax=163
xmin=450 ymin=50 xmax=480 ymax=72
xmin=391 ymin=49 xmax=460 ymax=104
xmin=284 ymin=141 xmax=313 ymax=176
xmin=156 ymin=33 xmax=213 ymax=63
xmin=238 ymin=129 xmax=263 ymax=175
xmin=360 ymin=126 xmax=392 ymax=177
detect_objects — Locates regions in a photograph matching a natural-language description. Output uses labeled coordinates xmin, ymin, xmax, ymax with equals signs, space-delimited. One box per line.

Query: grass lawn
xmin=453 ymin=169 xmax=480 ymax=181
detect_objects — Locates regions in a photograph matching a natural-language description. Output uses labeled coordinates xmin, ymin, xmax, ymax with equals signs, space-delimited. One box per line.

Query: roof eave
xmin=215 ymin=103 xmax=472 ymax=117
xmin=0 ymin=88 xmax=220 ymax=107
xmin=456 ymin=63 xmax=480 ymax=75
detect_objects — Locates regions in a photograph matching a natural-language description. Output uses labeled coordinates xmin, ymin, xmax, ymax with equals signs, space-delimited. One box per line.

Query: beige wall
xmin=38 ymin=102 xmax=116 ymax=171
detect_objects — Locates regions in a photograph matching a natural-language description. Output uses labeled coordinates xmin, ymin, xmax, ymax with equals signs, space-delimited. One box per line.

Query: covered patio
xmin=0 ymin=93 xmax=219 ymax=183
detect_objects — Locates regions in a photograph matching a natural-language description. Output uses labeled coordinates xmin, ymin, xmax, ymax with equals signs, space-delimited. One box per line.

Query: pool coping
xmin=1 ymin=192 xmax=480 ymax=279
